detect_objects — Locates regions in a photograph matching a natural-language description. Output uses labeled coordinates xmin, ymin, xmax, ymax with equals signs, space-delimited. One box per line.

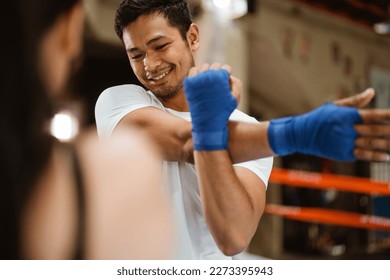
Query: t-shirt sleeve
xmin=234 ymin=157 xmax=273 ymax=189
xmin=95 ymin=85 xmax=158 ymax=138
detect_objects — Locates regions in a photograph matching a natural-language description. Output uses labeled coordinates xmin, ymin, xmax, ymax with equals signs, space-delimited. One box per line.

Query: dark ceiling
xmin=293 ymin=0 xmax=389 ymax=29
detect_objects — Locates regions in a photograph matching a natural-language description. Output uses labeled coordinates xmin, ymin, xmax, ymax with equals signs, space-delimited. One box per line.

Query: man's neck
xmin=158 ymin=91 xmax=189 ymax=112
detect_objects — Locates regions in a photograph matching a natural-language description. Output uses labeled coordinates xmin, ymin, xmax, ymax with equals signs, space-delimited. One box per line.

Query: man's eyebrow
xmin=126 ymin=35 xmax=167 ymax=53
xmin=127 ymin=47 xmax=140 ymax=53
xmin=146 ymin=35 xmax=166 ymax=46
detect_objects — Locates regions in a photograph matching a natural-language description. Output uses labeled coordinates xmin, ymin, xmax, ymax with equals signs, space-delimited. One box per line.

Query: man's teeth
xmin=151 ymin=70 xmax=170 ymax=81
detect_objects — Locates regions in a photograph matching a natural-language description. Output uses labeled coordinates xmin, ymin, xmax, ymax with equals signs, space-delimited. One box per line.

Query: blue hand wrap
xmin=184 ymin=69 xmax=237 ymax=150
xmin=268 ymin=103 xmax=362 ymax=161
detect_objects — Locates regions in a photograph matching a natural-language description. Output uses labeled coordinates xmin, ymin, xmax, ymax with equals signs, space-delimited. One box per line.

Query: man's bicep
xmin=117 ymin=107 xmax=194 ymax=162
xmin=234 ymin=166 xmax=267 ymax=214
xmin=233 ymin=156 xmax=273 ymax=215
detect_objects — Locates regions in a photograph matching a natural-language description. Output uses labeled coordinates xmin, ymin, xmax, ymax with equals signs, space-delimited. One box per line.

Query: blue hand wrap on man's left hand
xmin=268 ymin=103 xmax=362 ymax=161
xmin=184 ymin=69 xmax=237 ymax=150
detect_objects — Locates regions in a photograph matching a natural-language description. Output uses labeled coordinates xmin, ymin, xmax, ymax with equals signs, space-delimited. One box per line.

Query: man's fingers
xmin=359 ymin=108 xmax=390 ymax=123
xmin=354 ymin=127 xmax=390 ymax=161
xmin=188 ymin=67 xmax=198 ymax=77
xmin=195 ymin=63 xmax=232 ymax=72
xmin=230 ymin=75 xmax=242 ymax=103
xmin=210 ymin=63 xmax=222 ymax=70
xmin=199 ymin=63 xmax=210 ymax=72
xmin=333 ymin=88 xmax=375 ymax=108
xmin=188 ymin=63 xmax=219 ymax=77
xmin=221 ymin=64 xmax=232 ymax=74
xmin=187 ymin=63 xmax=235 ymax=101
xmin=354 ymin=148 xmax=390 ymax=161
xmin=355 ymin=124 xmax=390 ymax=137
xmin=355 ymin=137 xmax=390 ymax=151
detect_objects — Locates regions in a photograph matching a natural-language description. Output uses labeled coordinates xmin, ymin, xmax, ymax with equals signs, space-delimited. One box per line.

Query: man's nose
xmin=144 ymin=52 xmax=161 ymax=72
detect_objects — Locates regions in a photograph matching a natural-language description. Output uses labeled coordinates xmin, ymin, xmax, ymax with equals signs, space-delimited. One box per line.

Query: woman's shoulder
xmin=76 ymin=126 xmax=161 ymax=169
xmin=72 ymin=127 xmax=173 ymax=259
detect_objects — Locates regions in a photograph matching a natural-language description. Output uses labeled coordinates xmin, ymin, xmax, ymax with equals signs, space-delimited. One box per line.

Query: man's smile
xmin=146 ymin=67 xmax=173 ymax=82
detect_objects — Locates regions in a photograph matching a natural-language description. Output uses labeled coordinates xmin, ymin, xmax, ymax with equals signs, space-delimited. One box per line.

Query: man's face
xmin=122 ymin=13 xmax=198 ymax=99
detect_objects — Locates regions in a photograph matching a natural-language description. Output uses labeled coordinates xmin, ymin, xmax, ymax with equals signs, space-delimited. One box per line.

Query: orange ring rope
xmin=265 ymin=204 xmax=390 ymax=231
xmin=269 ymin=168 xmax=390 ymax=196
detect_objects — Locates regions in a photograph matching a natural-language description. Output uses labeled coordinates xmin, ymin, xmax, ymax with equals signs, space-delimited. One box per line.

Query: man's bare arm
xmin=116 ymin=107 xmax=194 ymax=162
xmin=116 ymin=89 xmax=390 ymax=163
xmin=194 ymin=150 xmax=266 ymax=255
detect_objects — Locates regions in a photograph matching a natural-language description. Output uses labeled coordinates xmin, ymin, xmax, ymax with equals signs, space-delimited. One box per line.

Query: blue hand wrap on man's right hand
xmin=268 ymin=103 xmax=362 ymax=161
xmin=184 ymin=69 xmax=237 ymax=150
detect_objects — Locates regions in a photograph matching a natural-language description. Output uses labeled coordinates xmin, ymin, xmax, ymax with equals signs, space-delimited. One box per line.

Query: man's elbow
xmin=209 ymin=217 xmax=260 ymax=256
xmin=214 ymin=233 xmax=250 ymax=256
xmin=220 ymin=243 xmax=247 ymax=257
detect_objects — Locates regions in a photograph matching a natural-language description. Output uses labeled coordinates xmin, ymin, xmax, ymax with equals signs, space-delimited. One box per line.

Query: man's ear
xmin=187 ymin=23 xmax=200 ymax=52
xmin=60 ymin=3 xmax=85 ymax=59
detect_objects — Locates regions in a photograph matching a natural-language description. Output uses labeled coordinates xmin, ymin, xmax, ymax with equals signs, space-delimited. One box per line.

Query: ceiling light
xmin=213 ymin=0 xmax=231 ymax=9
xmin=374 ymin=22 xmax=390 ymax=34
xmin=374 ymin=5 xmax=390 ymax=35
xmin=203 ymin=0 xmax=248 ymax=19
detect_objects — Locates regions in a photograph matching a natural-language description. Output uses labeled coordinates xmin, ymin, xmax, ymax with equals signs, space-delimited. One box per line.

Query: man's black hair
xmin=115 ymin=0 xmax=193 ymax=41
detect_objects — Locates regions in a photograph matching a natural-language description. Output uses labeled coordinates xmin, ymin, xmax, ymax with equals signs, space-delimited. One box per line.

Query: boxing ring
xmin=264 ymin=168 xmax=390 ymax=256
xmin=262 ymin=167 xmax=390 ymax=259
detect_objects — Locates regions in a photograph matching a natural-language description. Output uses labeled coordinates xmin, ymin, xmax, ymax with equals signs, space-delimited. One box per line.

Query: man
xmin=95 ymin=0 xmax=390 ymax=259
xmin=96 ymin=0 xmax=272 ymax=259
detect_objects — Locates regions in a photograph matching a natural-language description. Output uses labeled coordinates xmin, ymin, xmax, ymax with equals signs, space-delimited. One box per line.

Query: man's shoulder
xmin=96 ymin=84 xmax=154 ymax=108
xmin=101 ymin=84 xmax=147 ymax=96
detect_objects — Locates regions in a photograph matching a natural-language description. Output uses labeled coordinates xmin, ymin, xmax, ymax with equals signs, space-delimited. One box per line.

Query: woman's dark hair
xmin=115 ymin=0 xmax=193 ymax=42
xmin=0 ymin=0 xmax=80 ymax=259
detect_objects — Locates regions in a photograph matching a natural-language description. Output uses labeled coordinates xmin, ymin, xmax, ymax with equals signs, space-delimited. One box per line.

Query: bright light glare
xmin=50 ymin=111 xmax=79 ymax=142
xmin=213 ymin=0 xmax=231 ymax=9
xmin=374 ymin=22 xmax=390 ymax=34
xmin=204 ymin=0 xmax=248 ymax=20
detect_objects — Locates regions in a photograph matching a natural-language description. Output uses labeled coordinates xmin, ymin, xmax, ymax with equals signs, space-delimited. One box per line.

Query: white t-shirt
xmin=95 ymin=84 xmax=273 ymax=259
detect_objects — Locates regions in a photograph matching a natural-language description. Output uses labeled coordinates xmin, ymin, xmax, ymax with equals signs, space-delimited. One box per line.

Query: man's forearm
xmin=194 ymin=150 xmax=265 ymax=256
xmin=228 ymin=120 xmax=275 ymax=163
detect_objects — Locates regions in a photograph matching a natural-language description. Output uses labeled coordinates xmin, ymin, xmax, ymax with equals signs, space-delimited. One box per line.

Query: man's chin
xmin=154 ymin=91 xmax=179 ymax=100
xmin=152 ymin=86 xmax=183 ymax=99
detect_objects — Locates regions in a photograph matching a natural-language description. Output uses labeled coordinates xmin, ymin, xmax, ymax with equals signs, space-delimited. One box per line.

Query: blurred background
xmin=78 ymin=0 xmax=390 ymax=259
